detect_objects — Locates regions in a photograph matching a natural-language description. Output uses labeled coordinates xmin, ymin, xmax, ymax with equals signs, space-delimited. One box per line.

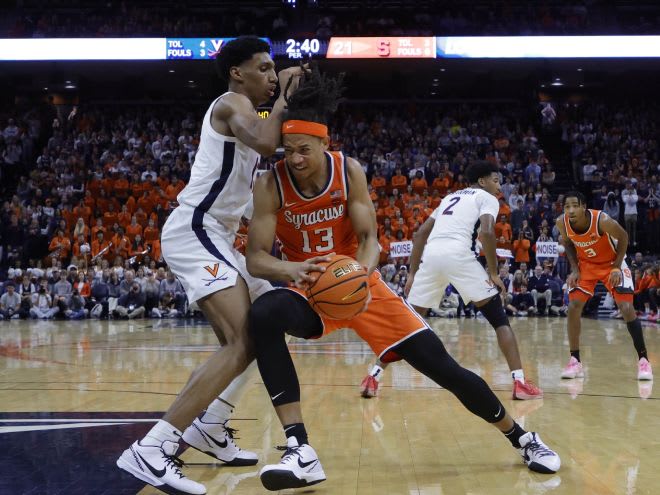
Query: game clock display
xmin=271 ymin=38 xmax=327 ymax=59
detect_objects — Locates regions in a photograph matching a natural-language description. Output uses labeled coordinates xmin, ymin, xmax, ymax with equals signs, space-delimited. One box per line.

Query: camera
xmin=39 ymin=287 xmax=46 ymax=294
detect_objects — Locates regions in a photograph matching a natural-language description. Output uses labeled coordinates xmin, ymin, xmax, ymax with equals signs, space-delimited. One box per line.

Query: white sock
xmin=142 ymin=420 xmax=181 ymax=447
xmin=511 ymin=369 xmax=525 ymax=383
xmin=202 ymin=361 xmax=257 ymax=423
xmin=370 ymin=364 xmax=385 ymax=382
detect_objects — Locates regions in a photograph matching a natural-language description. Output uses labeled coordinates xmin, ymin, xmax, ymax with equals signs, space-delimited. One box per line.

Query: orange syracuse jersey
xmin=564 ymin=209 xmax=617 ymax=265
xmin=274 ymin=151 xmax=358 ymax=263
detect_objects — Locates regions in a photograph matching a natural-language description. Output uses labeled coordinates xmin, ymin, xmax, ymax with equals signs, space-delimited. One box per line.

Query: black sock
xmin=626 ymin=319 xmax=648 ymax=360
xmin=283 ymin=423 xmax=308 ymax=446
xmin=503 ymin=422 xmax=527 ymax=448
xmin=570 ymin=349 xmax=581 ymax=362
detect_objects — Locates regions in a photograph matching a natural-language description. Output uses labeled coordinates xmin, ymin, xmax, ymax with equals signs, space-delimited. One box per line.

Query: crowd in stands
xmin=0 ymin=99 xmax=658 ymax=321
xmin=561 ymin=101 xmax=660 ymax=252
xmin=3 ymin=1 xmax=659 ymax=39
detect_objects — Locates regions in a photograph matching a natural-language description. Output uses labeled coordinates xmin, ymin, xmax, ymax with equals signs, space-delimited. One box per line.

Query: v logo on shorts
xmin=204 ymin=263 xmax=220 ymax=277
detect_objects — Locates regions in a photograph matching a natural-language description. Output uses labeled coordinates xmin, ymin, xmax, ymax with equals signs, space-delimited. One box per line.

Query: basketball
xmin=306 ymin=254 xmax=370 ymax=320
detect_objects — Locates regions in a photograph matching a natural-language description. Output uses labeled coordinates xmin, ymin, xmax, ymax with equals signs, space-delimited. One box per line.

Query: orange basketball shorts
xmin=569 ymin=260 xmax=634 ymax=304
xmin=288 ymin=271 xmax=430 ymax=362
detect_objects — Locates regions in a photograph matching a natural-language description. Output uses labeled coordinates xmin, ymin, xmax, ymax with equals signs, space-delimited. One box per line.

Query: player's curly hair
xmin=215 ymin=36 xmax=271 ymax=82
xmin=283 ymin=63 xmax=344 ymax=125
xmin=564 ymin=190 xmax=587 ymax=205
xmin=465 ymin=160 xmax=499 ymax=184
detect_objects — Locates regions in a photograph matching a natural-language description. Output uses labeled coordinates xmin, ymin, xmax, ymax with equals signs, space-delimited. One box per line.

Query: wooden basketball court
xmin=1 ymin=316 xmax=658 ymax=494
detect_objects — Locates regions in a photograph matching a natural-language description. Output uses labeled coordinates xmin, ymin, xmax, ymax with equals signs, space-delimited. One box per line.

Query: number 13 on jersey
xmin=301 ymin=227 xmax=334 ymax=253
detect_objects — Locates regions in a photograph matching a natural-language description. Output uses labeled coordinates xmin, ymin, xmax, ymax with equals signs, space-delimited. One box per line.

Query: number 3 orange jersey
xmin=563 ymin=209 xmax=617 ymax=265
xmin=274 ymin=151 xmax=358 ymax=263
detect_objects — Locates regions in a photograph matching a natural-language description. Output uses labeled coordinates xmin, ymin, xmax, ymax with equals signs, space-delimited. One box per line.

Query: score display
xmin=3 ymin=36 xmax=659 ymax=61
xmin=327 ymin=37 xmax=436 ymax=58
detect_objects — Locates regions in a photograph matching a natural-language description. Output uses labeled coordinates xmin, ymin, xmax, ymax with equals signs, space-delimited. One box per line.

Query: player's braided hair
xmin=283 ymin=63 xmax=344 ymax=125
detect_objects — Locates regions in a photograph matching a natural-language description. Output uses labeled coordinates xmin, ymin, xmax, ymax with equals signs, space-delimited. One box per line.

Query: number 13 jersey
xmin=273 ymin=151 xmax=358 ymax=263
xmin=426 ymin=187 xmax=499 ymax=256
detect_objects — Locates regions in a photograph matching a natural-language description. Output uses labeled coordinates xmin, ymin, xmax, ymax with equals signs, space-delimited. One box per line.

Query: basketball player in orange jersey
xmin=245 ymin=67 xmax=559 ymax=491
xmin=557 ymin=191 xmax=652 ymax=381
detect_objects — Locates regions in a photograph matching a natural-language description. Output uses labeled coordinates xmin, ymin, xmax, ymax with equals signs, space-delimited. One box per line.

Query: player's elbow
xmin=253 ymin=140 xmax=278 ymax=157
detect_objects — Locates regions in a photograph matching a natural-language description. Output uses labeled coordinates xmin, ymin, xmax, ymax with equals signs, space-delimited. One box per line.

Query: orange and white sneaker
xmin=561 ymin=356 xmax=584 ymax=379
xmin=637 ymin=358 xmax=653 ymax=381
xmin=513 ymin=380 xmax=543 ymax=400
xmin=360 ymin=375 xmax=379 ymax=398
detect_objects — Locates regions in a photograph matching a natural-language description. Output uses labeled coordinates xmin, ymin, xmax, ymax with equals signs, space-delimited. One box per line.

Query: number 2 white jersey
xmin=426 ymin=187 xmax=499 ymax=256
xmin=176 ymin=92 xmax=261 ymax=236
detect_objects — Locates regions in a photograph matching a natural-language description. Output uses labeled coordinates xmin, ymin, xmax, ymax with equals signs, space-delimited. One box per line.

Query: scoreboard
xmin=2 ymin=36 xmax=660 ymax=61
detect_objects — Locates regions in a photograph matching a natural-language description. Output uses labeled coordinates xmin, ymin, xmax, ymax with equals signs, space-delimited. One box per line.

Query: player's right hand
xmin=489 ymin=272 xmax=507 ymax=295
xmin=289 ymin=254 xmax=333 ymax=290
xmin=567 ymin=270 xmax=580 ymax=288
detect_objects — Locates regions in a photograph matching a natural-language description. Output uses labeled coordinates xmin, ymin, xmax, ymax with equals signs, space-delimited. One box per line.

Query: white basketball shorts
xmin=161 ymin=205 xmax=272 ymax=305
xmin=407 ymin=240 xmax=499 ymax=308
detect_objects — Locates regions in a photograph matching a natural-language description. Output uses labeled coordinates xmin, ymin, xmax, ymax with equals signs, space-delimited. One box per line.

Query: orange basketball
xmin=306 ymin=254 xmax=370 ymax=320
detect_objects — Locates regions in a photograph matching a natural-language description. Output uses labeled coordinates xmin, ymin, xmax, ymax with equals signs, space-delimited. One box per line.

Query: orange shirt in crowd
xmin=125 ymin=196 xmax=136 ymax=214
xmin=126 ymin=223 xmax=143 ymax=243
xmin=103 ymin=210 xmax=118 ymax=228
xmin=143 ymin=225 xmax=160 ymax=242
xmin=72 ymin=240 xmax=90 ymax=259
xmin=390 ymin=174 xmax=407 ymax=192
xmin=91 ymin=238 xmax=111 ymax=260
xmin=498 ymin=202 xmax=511 ymax=221
xmin=384 ymin=205 xmax=400 ymax=218
xmin=101 ymin=177 xmax=114 ymax=195
xmin=371 ymin=175 xmax=387 ymax=192
xmin=112 ymin=234 xmax=130 ymax=259
xmin=91 ymin=224 xmax=106 ymax=239
xmin=114 ymin=178 xmax=130 ymax=199
xmin=411 ymin=177 xmax=429 ymax=194
xmin=74 ymin=281 xmax=91 ymax=298
xmin=146 ymin=239 xmax=162 ymax=262
xmin=137 ymin=195 xmax=153 ymax=213
xmin=431 ymin=177 xmax=450 ymax=196
xmin=495 ymin=221 xmax=513 ymax=241
xmin=73 ymin=204 xmax=92 ymax=225
xmin=117 ymin=211 xmax=131 ymax=228
xmin=49 ymin=235 xmax=71 ymax=260
xmin=513 ymin=239 xmax=531 ymax=263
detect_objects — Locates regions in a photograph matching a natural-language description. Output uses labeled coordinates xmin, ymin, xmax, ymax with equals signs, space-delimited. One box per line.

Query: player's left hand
xmin=608 ymin=268 xmax=622 ymax=287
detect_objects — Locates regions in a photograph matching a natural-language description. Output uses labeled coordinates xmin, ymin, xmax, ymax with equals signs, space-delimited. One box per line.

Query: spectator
xmin=0 ymin=282 xmax=23 ymax=319
xmin=114 ymin=281 xmax=146 ymax=319
xmin=65 ymin=288 xmax=88 ymax=319
xmin=513 ymin=230 xmax=531 ymax=265
xmin=621 ymin=181 xmax=639 ymax=247
xmin=508 ymin=284 xmax=536 ymax=316
xmin=159 ymin=270 xmax=185 ymax=314
xmin=528 ymin=265 xmax=552 ymax=315
xmin=602 ymin=192 xmax=620 ymax=223
xmin=29 ymin=282 xmax=58 ymax=319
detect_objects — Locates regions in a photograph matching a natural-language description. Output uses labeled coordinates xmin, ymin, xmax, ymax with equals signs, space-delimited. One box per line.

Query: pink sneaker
xmin=513 ymin=380 xmax=544 ymax=400
xmin=638 ymin=358 xmax=653 ymax=381
xmin=360 ymin=375 xmax=379 ymax=398
xmin=561 ymin=356 xmax=584 ymax=379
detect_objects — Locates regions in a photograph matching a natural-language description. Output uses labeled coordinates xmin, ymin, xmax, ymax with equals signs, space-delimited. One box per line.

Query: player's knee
xmin=249 ymin=290 xmax=296 ymax=340
xmin=479 ymin=295 xmax=510 ymax=329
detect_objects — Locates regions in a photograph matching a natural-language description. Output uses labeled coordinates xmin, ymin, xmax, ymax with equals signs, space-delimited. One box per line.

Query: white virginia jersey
xmin=176 ymin=92 xmax=260 ymax=235
xmin=427 ymin=187 xmax=499 ymax=255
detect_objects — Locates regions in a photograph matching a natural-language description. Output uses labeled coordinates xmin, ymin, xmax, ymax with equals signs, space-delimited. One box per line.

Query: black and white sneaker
xmin=259 ymin=436 xmax=326 ymax=491
xmin=182 ymin=417 xmax=258 ymax=466
xmin=117 ymin=440 xmax=206 ymax=495
xmin=518 ymin=432 xmax=561 ymax=474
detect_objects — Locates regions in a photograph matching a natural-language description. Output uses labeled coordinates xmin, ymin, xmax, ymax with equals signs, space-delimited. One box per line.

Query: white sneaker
xmin=518 ymin=432 xmax=561 ymax=474
xmin=117 ymin=440 xmax=206 ymax=495
xmin=259 ymin=436 xmax=326 ymax=491
xmin=182 ymin=417 xmax=258 ymax=466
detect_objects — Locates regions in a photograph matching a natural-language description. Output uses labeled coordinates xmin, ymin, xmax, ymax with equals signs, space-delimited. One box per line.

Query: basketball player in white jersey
xmin=361 ymin=161 xmax=543 ymax=401
xmin=117 ymin=37 xmax=305 ymax=495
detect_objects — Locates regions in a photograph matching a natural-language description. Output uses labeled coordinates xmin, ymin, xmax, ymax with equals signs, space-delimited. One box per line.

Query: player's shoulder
xmin=211 ymin=92 xmax=253 ymax=119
